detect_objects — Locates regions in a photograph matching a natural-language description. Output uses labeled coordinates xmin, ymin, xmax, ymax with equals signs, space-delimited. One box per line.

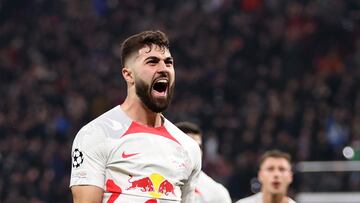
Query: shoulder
xmin=73 ymin=122 xmax=106 ymax=149
xmin=236 ymin=193 xmax=261 ymax=203
xmin=164 ymin=119 xmax=201 ymax=152
xmin=198 ymin=172 xmax=224 ymax=189
xmin=163 ymin=119 xmax=202 ymax=171
xmin=163 ymin=119 xmax=199 ymax=146
xmin=289 ymin=197 xmax=297 ymax=203
xmin=198 ymin=172 xmax=232 ymax=202
xmin=76 ymin=106 xmax=131 ymax=137
xmin=73 ymin=105 xmax=131 ymax=147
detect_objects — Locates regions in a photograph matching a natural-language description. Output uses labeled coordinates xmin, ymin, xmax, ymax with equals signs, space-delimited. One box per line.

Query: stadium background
xmin=1 ymin=0 xmax=360 ymax=202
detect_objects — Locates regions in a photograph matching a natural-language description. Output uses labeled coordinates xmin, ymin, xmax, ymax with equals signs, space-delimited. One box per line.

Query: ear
xmin=122 ymin=67 xmax=134 ymax=84
xmin=288 ymin=171 xmax=293 ymax=184
xmin=257 ymin=171 xmax=263 ymax=183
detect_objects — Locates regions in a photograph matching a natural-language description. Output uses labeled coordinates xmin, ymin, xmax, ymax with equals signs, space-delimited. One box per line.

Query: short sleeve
xmin=70 ymin=124 xmax=108 ymax=190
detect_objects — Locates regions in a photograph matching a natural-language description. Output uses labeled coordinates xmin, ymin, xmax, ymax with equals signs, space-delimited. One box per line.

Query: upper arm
xmin=181 ymin=143 xmax=202 ymax=203
xmin=70 ymin=125 xmax=107 ymax=190
xmin=71 ymin=185 xmax=104 ymax=203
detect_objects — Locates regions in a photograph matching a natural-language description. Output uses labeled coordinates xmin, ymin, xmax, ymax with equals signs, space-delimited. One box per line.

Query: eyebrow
xmin=144 ymin=56 xmax=173 ymax=61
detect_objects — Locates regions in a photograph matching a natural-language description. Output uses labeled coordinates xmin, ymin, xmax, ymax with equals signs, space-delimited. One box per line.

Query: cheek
xmin=171 ymin=71 xmax=176 ymax=83
xmin=137 ymin=72 xmax=152 ymax=82
xmin=258 ymin=173 xmax=268 ymax=183
xmin=281 ymin=175 xmax=291 ymax=185
xmin=169 ymin=69 xmax=175 ymax=78
xmin=286 ymin=175 xmax=293 ymax=183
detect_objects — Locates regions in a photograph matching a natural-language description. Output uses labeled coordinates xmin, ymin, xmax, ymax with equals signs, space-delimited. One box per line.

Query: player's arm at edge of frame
xmin=181 ymin=139 xmax=202 ymax=203
xmin=71 ymin=185 xmax=104 ymax=203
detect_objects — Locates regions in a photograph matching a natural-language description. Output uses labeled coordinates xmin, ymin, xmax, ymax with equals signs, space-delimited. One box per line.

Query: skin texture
xmin=71 ymin=185 xmax=103 ymax=203
xmin=71 ymin=44 xmax=175 ymax=203
xmin=258 ymin=157 xmax=293 ymax=203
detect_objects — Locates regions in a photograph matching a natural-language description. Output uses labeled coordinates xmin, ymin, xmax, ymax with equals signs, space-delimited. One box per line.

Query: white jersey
xmin=70 ymin=105 xmax=202 ymax=203
xmin=235 ymin=192 xmax=296 ymax=203
xmin=195 ymin=171 xmax=232 ymax=203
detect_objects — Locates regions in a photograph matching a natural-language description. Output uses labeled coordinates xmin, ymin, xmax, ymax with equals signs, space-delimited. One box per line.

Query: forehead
xmin=136 ymin=44 xmax=171 ymax=60
xmin=261 ymin=157 xmax=291 ymax=169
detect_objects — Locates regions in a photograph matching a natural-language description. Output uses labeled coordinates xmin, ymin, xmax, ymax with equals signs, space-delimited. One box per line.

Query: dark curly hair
xmin=120 ymin=30 xmax=170 ymax=67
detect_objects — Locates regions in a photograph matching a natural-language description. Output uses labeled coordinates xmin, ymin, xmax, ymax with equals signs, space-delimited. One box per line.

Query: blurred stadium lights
xmin=343 ymin=146 xmax=355 ymax=160
xmin=296 ymin=192 xmax=360 ymax=203
xmin=296 ymin=160 xmax=360 ymax=172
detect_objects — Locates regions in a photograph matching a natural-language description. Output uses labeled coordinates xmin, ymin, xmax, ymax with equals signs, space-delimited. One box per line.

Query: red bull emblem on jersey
xmin=127 ymin=173 xmax=175 ymax=198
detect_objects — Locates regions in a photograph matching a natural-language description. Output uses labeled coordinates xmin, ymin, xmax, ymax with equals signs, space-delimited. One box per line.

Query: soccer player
xmin=235 ymin=150 xmax=296 ymax=203
xmin=70 ymin=30 xmax=202 ymax=203
xmin=175 ymin=121 xmax=232 ymax=203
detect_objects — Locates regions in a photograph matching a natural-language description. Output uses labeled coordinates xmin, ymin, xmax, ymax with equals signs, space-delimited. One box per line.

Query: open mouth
xmin=152 ymin=78 xmax=168 ymax=97
xmin=272 ymin=181 xmax=281 ymax=189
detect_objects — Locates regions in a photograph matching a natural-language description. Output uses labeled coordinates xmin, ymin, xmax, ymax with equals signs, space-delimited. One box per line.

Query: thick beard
xmin=135 ymin=77 xmax=174 ymax=113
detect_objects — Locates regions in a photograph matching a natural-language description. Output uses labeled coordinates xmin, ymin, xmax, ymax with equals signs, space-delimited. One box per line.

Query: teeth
xmin=156 ymin=79 xmax=168 ymax=83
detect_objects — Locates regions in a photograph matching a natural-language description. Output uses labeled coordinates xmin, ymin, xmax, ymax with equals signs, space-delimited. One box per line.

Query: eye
xmin=279 ymin=167 xmax=287 ymax=172
xmin=146 ymin=60 xmax=158 ymax=66
xmin=165 ymin=59 xmax=173 ymax=66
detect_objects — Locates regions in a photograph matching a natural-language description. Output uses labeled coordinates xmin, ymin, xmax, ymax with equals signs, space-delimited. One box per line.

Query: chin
xmin=153 ymin=96 xmax=171 ymax=108
xmin=271 ymin=190 xmax=285 ymax=195
xmin=148 ymin=99 xmax=169 ymax=113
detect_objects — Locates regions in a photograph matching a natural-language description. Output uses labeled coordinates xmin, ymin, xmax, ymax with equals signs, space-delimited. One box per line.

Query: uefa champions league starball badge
xmin=72 ymin=148 xmax=84 ymax=168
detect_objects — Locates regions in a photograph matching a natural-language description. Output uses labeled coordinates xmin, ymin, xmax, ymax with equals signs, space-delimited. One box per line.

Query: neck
xmin=121 ymin=97 xmax=163 ymax=128
xmin=262 ymin=192 xmax=288 ymax=203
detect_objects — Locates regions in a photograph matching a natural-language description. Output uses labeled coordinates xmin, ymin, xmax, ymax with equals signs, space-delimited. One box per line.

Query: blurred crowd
xmin=1 ymin=0 xmax=360 ymax=202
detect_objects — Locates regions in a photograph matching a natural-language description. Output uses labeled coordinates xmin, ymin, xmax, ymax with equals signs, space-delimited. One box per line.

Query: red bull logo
xmin=127 ymin=176 xmax=154 ymax=192
xmin=127 ymin=173 xmax=175 ymax=198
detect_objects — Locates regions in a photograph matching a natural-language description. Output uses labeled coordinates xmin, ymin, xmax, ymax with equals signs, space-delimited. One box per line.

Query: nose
xmin=273 ymin=169 xmax=282 ymax=178
xmin=157 ymin=61 xmax=170 ymax=75
xmin=158 ymin=60 xmax=168 ymax=70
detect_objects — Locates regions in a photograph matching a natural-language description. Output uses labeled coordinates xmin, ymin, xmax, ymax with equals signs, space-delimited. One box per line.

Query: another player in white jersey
xmin=70 ymin=30 xmax=202 ymax=203
xmin=235 ymin=150 xmax=296 ymax=203
xmin=176 ymin=121 xmax=232 ymax=203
